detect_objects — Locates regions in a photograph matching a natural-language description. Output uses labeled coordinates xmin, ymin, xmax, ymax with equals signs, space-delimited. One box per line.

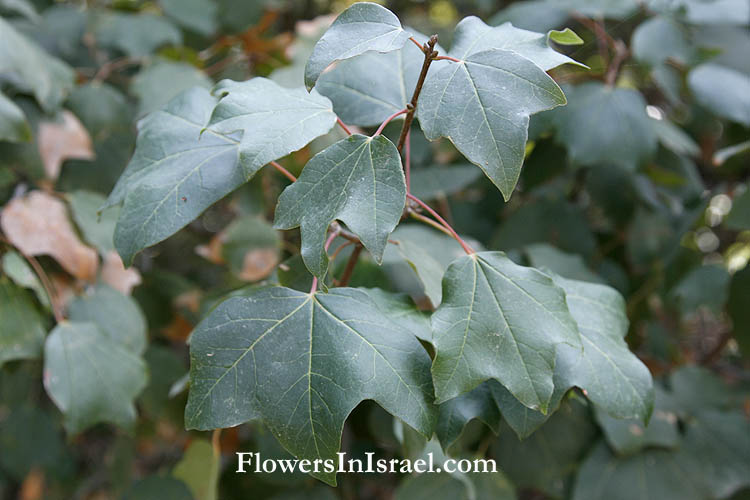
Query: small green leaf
xmin=496 ymin=397 xmax=597 ymax=498
xmin=0 ymin=91 xmax=31 ymax=143
xmin=448 ymin=17 xmax=583 ymax=70
xmin=364 ymin=288 xmax=432 ymax=342
xmin=0 ymin=279 xmax=46 ymax=368
xmin=726 ymin=185 xmax=750 ymax=230
xmin=714 ymin=140 xmax=750 ymax=166
xmin=304 ymin=2 xmax=411 ymax=90
xmin=688 ymin=63 xmax=750 ymax=126
xmin=131 ymin=59 xmax=212 ymax=117
xmin=553 ymin=275 xmax=654 ymax=422
xmin=93 ymin=11 xmax=182 ymax=58
xmin=274 ymin=134 xmax=405 ymax=280
xmin=431 ymin=252 xmax=581 ymax=410
xmin=524 ymin=244 xmax=604 ymax=284
xmin=652 ymin=118 xmax=701 ymax=157
xmin=159 ymin=0 xmax=218 ymax=36
xmin=0 ymin=0 xmax=39 ymax=21
xmin=172 ymin=439 xmax=219 ymax=500
xmin=632 ymin=16 xmax=692 ymax=67
xmin=490 ymin=376 xmax=567 ymax=439
xmin=1 ymin=251 xmax=50 ymax=309
xmin=549 ymin=28 xmax=584 ymax=45
xmin=384 ymin=225 xmax=468 ymax=308
xmin=67 ymin=190 xmax=118 ymax=255
xmin=185 ymin=286 xmax=436 ymax=485
xmin=68 ymin=285 xmax=148 ymax=355
xmin=0 ymin=17 xmax=74 ymax=111
xmin=594 ymin=389 xmax=679 ymax=455
xmin=668 ymin=264 xmax=730 ymax=315
xmin=419 ymin=49 xmax=566 ymax=200
xmin=207 ymin=77 xmax=337 ymax=180
xmin=108 ymin=87 xmax=245 ymax=265
xmin=435 ymin=381 xmax=501 ymax=451
xmin=43 ymin=321 xmax=148 ymax=433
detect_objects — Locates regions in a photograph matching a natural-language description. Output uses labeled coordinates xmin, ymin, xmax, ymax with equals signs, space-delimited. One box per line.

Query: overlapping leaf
xmin=0 ymin=279 xmax=46 ymax=368
xmin=43 ymin=321 xmax=148 ymax=433
xmin=185 ymin=286 xmax=436 ymax=485
xmin=93 ymin=11 xmax=182 ymax=58
xmin=364 ymin=288 xmax=432 ymax=342
xmin=448 ymin=17 xmax=582 ymax=70
xmin=207 ymin=78 xmax=337 ymax=178
xmin=688 ymin=63 xmax=750 ymax=126
xmin=304 ymin=2 xmax=411 ymax=90
xmin=274 ymin=134 xmax=405 ymax=280
xmin=0 ymin=17 xmax=74 ymax=112
xmin=435 ymin=381 xmax=501 ymax=450
xmin=106 ymin=87 xmax=245 ymax=265
xmin=419 ymin=49 xmax=566 ymax=200
xmin=316 ymin=31 xmax=448 ymax=126
xmin=464 ymin=274 xmax=653 ymax=438
xmin=431 ymin=252 xmax=581 ymax=411
xmin=68 ymin=285 xmax=147 ymax=355
xmin=553 ymin=275 xmax=654 ymax=421
xmin=0 ymin=91 xmax=31 ymax=143
xmin=108 ymin=79 xmax=335 ymax=265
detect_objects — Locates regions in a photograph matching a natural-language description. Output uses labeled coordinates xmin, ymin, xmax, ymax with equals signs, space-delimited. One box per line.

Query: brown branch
xmin=336 ymin=117 xmax=352 ymax=136
xmin=408 ymin=36 xmax=427 ymax=53
xmin=1 ymin=235 xmax=65 ymax=322
xmin=701 ymin=329 xmax=733 ymax=365
xmin=338 ymin=244 xmax=363 ymax=287
xmin=407 ymin=193 xmax=474 ymax=254
xmin=605 ymin=39 xmax=629 ymax=86
xmin=396 ymin=35 xmax=439 ymax=153
xmin=93 ymin=57 xmax=141 ymax=82
xmin=409 ymin=211 xmax=452 ymax=237
xmin=269 ymin=161 xmax=296 ymax=182
xmin=375 ymin=108 xmax=408 ymax=136
xmin=310 ymin=230 xmax=339 ymax=293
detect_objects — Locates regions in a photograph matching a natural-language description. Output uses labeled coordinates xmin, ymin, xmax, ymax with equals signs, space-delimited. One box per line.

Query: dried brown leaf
xmin=101 ymin=250 xmax=141 ymax=295
xmin=1 ymin=191 xmax=98 ymax=281
xmin=37 ymin=110 xmax=94 ymax=181
xmin=238 ymin=247 xmax=278 ymax=281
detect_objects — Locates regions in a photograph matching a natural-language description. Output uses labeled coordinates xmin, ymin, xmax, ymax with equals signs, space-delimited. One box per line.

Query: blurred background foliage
xmin=0 ymin=0 xmax=749 ymax=499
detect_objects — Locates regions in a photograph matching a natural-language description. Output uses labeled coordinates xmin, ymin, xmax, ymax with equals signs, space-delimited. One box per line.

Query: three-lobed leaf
xmin=185 ymin=286 xmax=436 ymax=485
xmin=43 ymin=321 xmax=148 ymax=433
xmin=107 ymin=87 xmax=245 ymax=265
xmin=552 ymin=275 xmax=654 ymax=421
xmin=316 ymin=31 xmax=449 ymax=127
xmin=207 ymin=78 xmax=337 ymax=178
xmin=108 ymin=78 xmax=336 ymax=265
xmin=304 ymin=2 xmax=411 ymax=90
xmin=274 ymin=134 xmax=405 ymax=281
xmin=419 ymin=49 xmax=566 ymax=200
xmin=0 ymin=279 xmax=46 ymax=368
xmin=431 ymin=251 xmax=581 ymax=411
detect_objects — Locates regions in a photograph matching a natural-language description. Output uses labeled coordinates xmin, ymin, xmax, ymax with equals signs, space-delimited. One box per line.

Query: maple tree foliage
xmin=0 ymin=0 xmax=749 ymax=499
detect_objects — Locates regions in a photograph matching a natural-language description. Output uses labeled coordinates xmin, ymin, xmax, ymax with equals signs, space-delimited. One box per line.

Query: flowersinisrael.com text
xmin=236 ymin=452 xmax=497 ymax=475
